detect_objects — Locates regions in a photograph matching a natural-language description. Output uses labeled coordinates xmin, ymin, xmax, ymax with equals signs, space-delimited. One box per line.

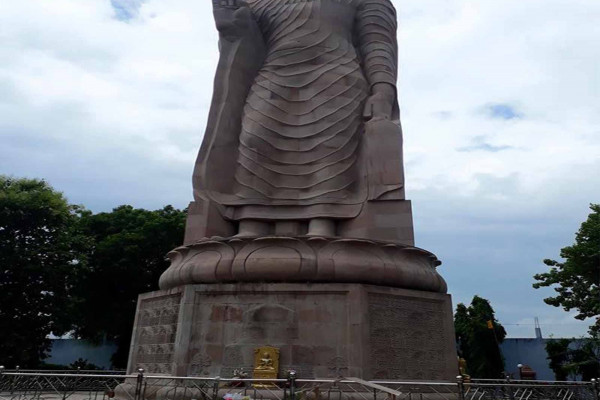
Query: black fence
xmin=1 ymin=370 xmax=598 ymax=400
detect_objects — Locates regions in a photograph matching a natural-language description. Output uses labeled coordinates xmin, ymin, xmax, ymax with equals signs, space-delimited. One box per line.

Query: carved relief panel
xmin=131 ymin=293 xmax=181 ymax=374
xmin=368 ymin=293 xmax=451 ymax=380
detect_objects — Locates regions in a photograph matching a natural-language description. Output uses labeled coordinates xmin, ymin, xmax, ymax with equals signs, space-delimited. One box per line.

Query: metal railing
xmin=464 ymin=377 xmax=599 ymax=400
xmin=1 ymin=369 xmax=599 ymax=400
xmin=1 ymin=370 xmax=124 ymax=375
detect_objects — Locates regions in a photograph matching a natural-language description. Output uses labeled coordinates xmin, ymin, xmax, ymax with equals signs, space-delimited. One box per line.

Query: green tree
xmin=533 ymin=204 xmax=600 ymax=334
xmin=71 ymin=205 xmax=186 ymax=368
xmin=545 ymin=337 xmax=600 ymax=381
xmin=0 ymin=176 xmax=87 ymax=367
xmin=569 ymin=339 xmax=600 ymax=381
xmin=454 ymin=295 xmax=507 ymax=378
xmin=454 ymin=303 xmax=471 ymax=359
xmin=545 ymin=338 xmax=572 ymax=380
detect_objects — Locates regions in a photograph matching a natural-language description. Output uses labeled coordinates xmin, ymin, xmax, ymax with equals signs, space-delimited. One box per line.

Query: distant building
xmin=501 ymin=338 xmax=554 ymax=380
xmin=500 ymin=320 xmax=588 ymax=381
xmin=46 ymin=339 xmax=117 ymax=369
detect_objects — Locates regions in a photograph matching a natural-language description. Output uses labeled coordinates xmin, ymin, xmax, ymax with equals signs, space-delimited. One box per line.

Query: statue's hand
xmin=363 ymin=83 xmax=395 ymax=121
xmin=212 ymin=0 xmax=255 ymax=40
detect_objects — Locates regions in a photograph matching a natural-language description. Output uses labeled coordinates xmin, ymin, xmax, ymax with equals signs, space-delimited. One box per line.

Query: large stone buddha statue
xmin=122 ymin=0 xmax=457 ymax=382
xmin=190 ymin=0 xmax=406 ymax=239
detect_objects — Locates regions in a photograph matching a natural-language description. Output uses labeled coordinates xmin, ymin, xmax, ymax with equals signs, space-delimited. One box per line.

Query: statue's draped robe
xmin=208 ymin=0 xmax=398 ymax=221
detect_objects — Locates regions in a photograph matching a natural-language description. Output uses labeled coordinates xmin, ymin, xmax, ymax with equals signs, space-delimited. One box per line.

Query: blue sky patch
xmin=486 ymin=103 xmax=522 ymax=120
xmin=110 ymin=0 xmax=143 ymax=21
xmin=457 ymin=135 xmax=514 ymax=153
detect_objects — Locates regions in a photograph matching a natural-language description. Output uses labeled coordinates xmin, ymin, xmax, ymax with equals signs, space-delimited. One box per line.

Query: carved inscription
xmin=219 ymin=346 xmax=252 ymax=378
xmin=132 ymin=294 xmax=181 ymax=374
xmin=369 ymin=294 xmax=449 ymax=380
xmin=190 ymin=351 xmax=212 ymax=376
xmin=326 ymin=356 xmax=348 ymax=378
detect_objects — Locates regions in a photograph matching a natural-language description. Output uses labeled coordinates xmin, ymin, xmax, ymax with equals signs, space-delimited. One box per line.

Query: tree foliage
xmin=71 ymin=205 xmax=186 ymax=368
xmin=570 ymin=340 xmax=600 ymax=380
xmin=0 ymin=176 xmax=186 ymax=368
xmin=546 ymin=338 xmax=600 ymax=381
xmin=454 ymin=295 xmax=507 ymax=378
xmin=533 ymin=204 xmax=600 ymax=334
xmin=546 ymin=338 xmax=572 ymax=380
xmin=0 ymin=176 xmax=86 ymax=367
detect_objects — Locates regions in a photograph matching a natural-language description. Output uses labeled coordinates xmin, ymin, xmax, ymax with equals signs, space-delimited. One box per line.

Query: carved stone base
xmin=159 ymin=236 xmax=445 ymax=293
xmin=125 ymin=283 xmax=458 ymax=381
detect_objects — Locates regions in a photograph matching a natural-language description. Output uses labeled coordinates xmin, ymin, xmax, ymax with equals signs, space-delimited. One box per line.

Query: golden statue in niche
xmin=256 ymin=353 xmax=274 ymax=370
xmin=253 ymin=346 xmax=279 ymax=387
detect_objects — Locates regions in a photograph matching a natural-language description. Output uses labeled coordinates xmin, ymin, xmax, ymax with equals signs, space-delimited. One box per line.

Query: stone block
xmin=183 ymin=200 xmax=235 ymax=245
xmin=338 ymin=200 xmax=415 ymax=246
xmin=126 ymin=283 xmax=458 ymax=381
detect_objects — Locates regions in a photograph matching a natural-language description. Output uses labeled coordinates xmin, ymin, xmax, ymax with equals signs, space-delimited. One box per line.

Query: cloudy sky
xmin=1 ymin=0 xmax=599 ymax=338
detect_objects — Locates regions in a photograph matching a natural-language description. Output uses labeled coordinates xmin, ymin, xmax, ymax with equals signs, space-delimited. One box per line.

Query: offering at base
xmin=252 ymin=346 xmax=279 ymax=387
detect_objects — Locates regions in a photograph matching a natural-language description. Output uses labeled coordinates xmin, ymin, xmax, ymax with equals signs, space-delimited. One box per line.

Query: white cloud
xmin=1 ymin=0 xmax=599 ymax=337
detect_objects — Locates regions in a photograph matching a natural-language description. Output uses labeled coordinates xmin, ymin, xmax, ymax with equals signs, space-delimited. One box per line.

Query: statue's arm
xmin=212 ymin=0 xmax=263 ymax=44
xmin=356 ymin=0 xmax=399 ymax=121
xmin=356 ymin=0 xmax=404 ymax=200
xmin=193 ymin=0 xmax=266 ymax=199
xmin=209 ymin=0 xmax=266 ymax=100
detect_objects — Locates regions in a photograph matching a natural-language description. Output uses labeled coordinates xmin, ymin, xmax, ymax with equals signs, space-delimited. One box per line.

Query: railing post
xmin=135 ymin=368 xmax=144 ymax=400
xmin=63 ymin=376 xmax=69 ymax=400
xmin=288 ymin=370 xmax=296 ymax=400
xmin=592 ymin=378 xmax=599 ymax=400
xmin=14 ymin=366 xmax=20 ymax=399
xmin=456 ymin=375 xmax=465 ymax=400
xmin=212 ymin=376 xmax=220 ymax=400
xmin=505 ymin=374 xmax=514 ymax=400
xmin=9 ymin=366 xmax=15 ymax=396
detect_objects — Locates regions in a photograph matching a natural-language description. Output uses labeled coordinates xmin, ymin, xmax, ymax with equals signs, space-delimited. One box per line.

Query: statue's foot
xmin=307 ymin=218 xmax=335 ymax=237
xmin=235 ymin=220 xmax=269 ymax=238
